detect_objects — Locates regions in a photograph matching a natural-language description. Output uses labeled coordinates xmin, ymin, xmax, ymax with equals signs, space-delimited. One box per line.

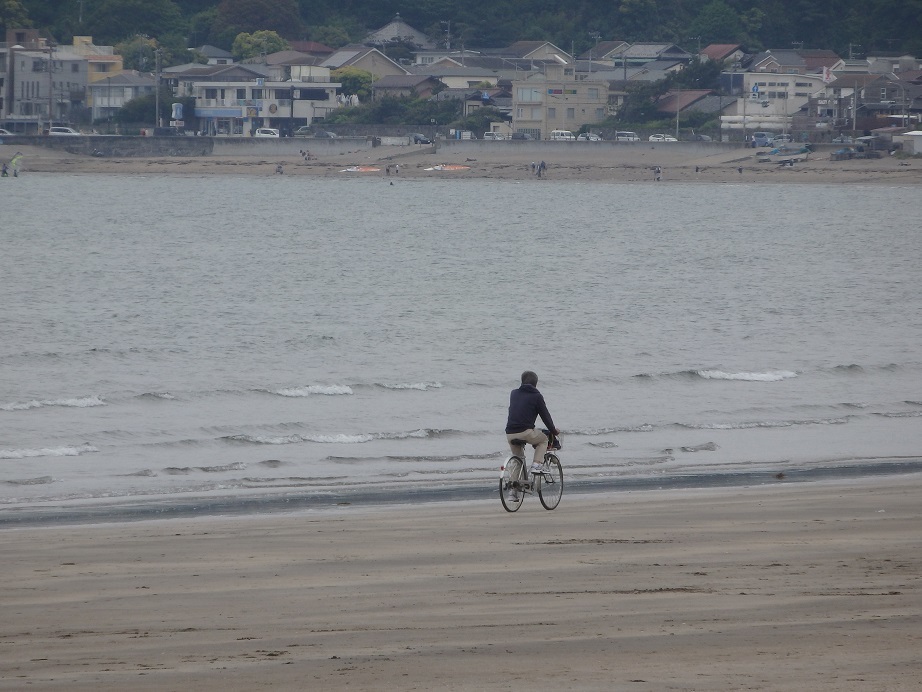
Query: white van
xmin=483 ymin=132 xmax=506 ymax=140
xmin=549 ymin=130 xmax=576 ymax=141
xmin=615 ymin=131 xmax=640 ymax=142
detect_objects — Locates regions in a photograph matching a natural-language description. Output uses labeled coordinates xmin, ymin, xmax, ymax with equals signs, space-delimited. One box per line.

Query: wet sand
xmin=3 ymin=476 xmax=921 ymax=690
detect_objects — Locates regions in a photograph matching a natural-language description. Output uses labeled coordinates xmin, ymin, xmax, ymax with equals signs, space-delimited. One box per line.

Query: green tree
xmin=332 ymin=66 xmax=372 ymax=101
xmin=84 ymin=0 xmax=186 ymax=45
xmin=214 ymin=0 xmax=301 ymax=38
xmin=115 ymin=35 xmax=158 ymax=71
xmin=231 ymin=30 xmax=289 ymax=60
xmin=0 ymin=0 xmax=31 ymax=35
xmin=115 ymin=87 xmax=173 ymax=125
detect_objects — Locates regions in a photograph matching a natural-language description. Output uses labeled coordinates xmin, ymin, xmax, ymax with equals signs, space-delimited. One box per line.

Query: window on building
xmin=72 ymin=64 xmax=79 ymax=73
xmin=251 ymin=88 xmax=263 ymax=99
xmin=237 ymin=88 xmax=246 ymax=99
xmin=205 ymin=88 xmax=217 ymax=99
xmin=547 ymin=107 xmax=556 ymax=118
xmin=516 ymin=87 xmax=542 ymax=102
xmin=567 ymin=107 xmax=575 ymax=118
xmin=588 ymin=87 xmax=599 ymax=99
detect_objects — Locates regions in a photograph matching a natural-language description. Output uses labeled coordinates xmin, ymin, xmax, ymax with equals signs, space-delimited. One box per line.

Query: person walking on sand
xmin=505 ymin=371 xmax=559 ymax=477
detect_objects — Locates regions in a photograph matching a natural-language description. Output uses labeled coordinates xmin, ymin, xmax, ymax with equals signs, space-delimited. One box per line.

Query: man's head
xmin=521 ymin=371 xmax=538 ymax=386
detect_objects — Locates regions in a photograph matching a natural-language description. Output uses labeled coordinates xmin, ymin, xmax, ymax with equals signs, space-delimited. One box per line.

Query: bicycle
xmin=499 ymin=430 xmax=563 ymax=512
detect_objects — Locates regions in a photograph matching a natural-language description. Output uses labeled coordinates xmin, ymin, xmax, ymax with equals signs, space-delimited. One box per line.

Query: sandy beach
xmin=5 ymin=140 xmax=921 ymax=185
xmin=3 ymin=476 xmax=920 ymax=690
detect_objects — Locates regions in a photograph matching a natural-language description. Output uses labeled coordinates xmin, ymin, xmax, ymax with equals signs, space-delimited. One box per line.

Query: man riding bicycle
xmin=505 ymin=371 xmax=559 ymax=474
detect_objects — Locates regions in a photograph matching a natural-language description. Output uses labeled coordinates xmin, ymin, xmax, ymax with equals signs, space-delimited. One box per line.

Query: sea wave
xmin=694 ymin=369 xmax=798 ymax=382
xmin=222 ymin=428 xmax=439 ymax=445
xmin=679 ymin=417 xmax=848 ymax=430
xmin=1 ymin=395 xmax=106 ymax=411
xmin=635 ymin=369 xmax=798 ymax=382
xmin=138 ymin=392 xmax=176 ymax=401
xmin=375 ymin=381 xmax=443 ymax=391
xmin=568 ymin=424 xmax=654 ymax=435
xmin=272 ymin=385 xmax=354 ymax=397
xmin=4 ymin=476 xmax=55 ymax=486
xmin=0 ymin=443 xmax=99 ymax=460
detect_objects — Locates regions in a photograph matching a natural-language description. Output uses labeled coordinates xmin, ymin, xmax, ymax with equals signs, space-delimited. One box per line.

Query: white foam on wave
xmin=0 ymin=443 xmax=99 ymax=460
xmin=377 ymin=381 xmax=443 ymax=390
xmin=1 ymin=395 xmax=106 ymax=411
xmin=274 ymin=385 xmax=354 ymax=397
xmin=682 ymin=417 xmax=848 ymax=430
xmin=226 ymin=429 xmax=432 ymax=445
xmin=695 ymin=370 xmax=798 ymax=382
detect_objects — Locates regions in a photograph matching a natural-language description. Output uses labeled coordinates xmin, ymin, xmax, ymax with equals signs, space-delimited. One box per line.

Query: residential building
xmin=189 ymin=65 xmax=340 ymax=135
xmin=321 ymin=46 xmax=408 ymax=83
xmin=87 ymin=70 xmax=156 ymax=125
xmin=511 ymin=63 xmax=610 ymax=139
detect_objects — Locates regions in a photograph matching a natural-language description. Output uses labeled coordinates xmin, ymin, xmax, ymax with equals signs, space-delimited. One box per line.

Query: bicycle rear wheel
xmin=537 ymin=453 xmax=563 ymax=510
xmin=500 ymin=456 xmax=526 ymax=512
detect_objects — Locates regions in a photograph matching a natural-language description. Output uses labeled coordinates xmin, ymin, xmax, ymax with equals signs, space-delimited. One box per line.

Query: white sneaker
xmin=530 ymin=463 xmax=545 ymax=474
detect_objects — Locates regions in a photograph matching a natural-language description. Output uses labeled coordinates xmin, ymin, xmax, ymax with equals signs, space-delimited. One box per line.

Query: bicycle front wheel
xmin=500 ymin=456 xmax=526 ymax=512
xmin=537 ymin=453 xmax=563 ymax=510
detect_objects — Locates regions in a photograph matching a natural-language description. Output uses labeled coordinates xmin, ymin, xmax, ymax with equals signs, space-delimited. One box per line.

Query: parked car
xmin=409 ymin=133 xmax=431 ymax=144
xmin=313 ymin=130 xmax=338 ymax=138
xmin=831 ymin=134 xmax=854 ymax=144
xmin=483 ymin=132 xmax=506 ymax=140
xmin=254 ymin=128 xmax=280 ymax=138
xmin=510 ymin=132 xmax=534 ymax=140
xmin=648 ymin=133 xmax=678 ymax=142
xmin=0 ymin=128 xmax=17 ymax=136
xmin=752 ymin=132 xmax=774 ymax=147
xmin=614 ymin=131 xmax=640 ymax=142
xmin=689 ymin=133 xmax=712 ymax=141
xmin=549 ymin=130 xmax=576 ymax=141
xmin=292 ymin=126 xmax=313 ymax=136
xmin=577 ymin=132 xmax=603 ymax=141
xmin=772 ymin=134 xmax=793 ymax=145
xmin=48 ymin=126 xmax=81 ymax=136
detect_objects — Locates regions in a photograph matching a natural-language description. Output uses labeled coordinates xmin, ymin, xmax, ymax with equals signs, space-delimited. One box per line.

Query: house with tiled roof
xmin=371 ymin=74 xmax=442 ymax=100
xmin=699 ymin=44 xmax=744 ymax=65
xmin=321 ymin=45 xmax=409 ymax=81
xmin=192 ymin=45 xmax=234 ymax=65
xmin=365 ymin=13 xmax=435 ymax=49
xmin=621 ymin=43 xmax=692 ymax=65
xmin=578 ymin=41 xmax=630 ymax=62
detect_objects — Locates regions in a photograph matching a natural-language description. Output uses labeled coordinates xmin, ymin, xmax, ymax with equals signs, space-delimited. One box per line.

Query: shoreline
xmin=4 ymin=459 xmax=921 ymax=529
xmin=5 ymin=141 xmax=920 ymax=184
xmin=3 ymin=474 xmax=920 ymax=690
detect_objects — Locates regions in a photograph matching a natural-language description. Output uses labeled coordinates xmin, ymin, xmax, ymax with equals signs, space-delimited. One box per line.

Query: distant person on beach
xmin=1 ymin=163 xmax=8 ymax=177
xmin=505 ymin=371 xmax=559 ymax=474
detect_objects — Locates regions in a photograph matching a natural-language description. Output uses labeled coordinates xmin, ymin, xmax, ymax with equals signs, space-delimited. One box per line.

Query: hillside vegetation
xmin=8 ymin=0 xmax=922 ymax=65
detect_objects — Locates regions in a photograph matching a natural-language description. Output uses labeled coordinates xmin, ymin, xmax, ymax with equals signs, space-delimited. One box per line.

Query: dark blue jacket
xmin=505 ymin=384 xmax=556 ymax=435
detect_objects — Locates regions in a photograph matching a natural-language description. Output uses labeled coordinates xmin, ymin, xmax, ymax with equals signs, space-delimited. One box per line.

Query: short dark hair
xmin=521 ymin=370 xmax=538 ymax=386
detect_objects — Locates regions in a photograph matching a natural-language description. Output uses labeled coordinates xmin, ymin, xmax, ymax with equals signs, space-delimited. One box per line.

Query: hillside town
xmin=2 ymin=14 xmax=921 ymax=145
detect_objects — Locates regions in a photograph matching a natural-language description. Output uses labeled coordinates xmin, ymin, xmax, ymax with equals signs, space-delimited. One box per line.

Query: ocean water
xmin=2 ymin=172 xmax=921 ymax=523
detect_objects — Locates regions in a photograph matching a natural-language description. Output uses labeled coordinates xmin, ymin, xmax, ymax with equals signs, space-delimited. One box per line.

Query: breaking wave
xmin=272 ymin=385 xmax=354 ymax=397
xmin=222 ymin=428 xmax=442 ymax=445
xmin=0 ymin=443 xmax=99 ymax=460
xmin=679 ymin=417 xmax=848 ymax=430
xmin=694 ymin=369 xmax=798 ymax=382
xmin=1 ymin=395 xmax=106 ymax=411
xmin=375 ymin=381 xmax=443 ymax=390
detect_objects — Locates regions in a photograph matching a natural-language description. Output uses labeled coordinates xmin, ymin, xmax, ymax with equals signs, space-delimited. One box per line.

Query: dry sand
xmin=5 ymin=141 xmax=921 ymax=185
xmin=3 ymin=477 xmax=921 ymax=690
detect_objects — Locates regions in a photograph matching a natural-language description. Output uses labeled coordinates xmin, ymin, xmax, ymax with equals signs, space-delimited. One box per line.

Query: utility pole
xmin=154 ymin=47 xmax=162 ymax=129
xmin=46 ymin=43 xmax=55 ymax=133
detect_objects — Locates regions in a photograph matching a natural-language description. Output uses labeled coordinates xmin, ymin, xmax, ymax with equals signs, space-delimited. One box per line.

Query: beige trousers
xmin=506 ymin=428 xmax=548 ymax=465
